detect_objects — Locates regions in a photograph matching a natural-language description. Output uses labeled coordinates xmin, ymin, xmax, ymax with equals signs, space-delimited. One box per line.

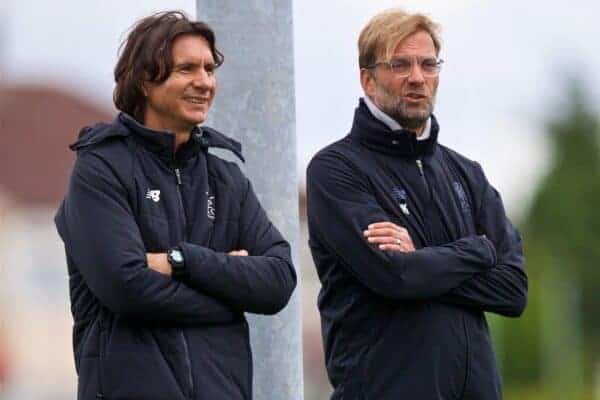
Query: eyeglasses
xmin=364 ymin=56 xmax=444 ymax=77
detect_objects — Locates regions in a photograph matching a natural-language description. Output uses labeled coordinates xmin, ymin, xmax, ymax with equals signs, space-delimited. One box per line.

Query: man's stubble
xmin=373 ymin=78 xmax=437 ymax=132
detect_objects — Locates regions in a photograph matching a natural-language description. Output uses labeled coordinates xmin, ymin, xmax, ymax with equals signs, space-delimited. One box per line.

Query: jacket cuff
xmin=178 ymin=241 xmax=212 ymax=285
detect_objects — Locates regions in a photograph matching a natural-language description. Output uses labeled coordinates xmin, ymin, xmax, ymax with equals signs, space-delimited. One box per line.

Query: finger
xmin=378 ymin=244 xmax=402 ymax=252
xmin=398 ymin=230 xmax=413 ymax=242
xmin=367 ymin=236 xmax=402 ymax=244
xmin=378 ymin=243 xmax=411 ymax=252
xmin=229 ymin=249 xmax=249 ymax=256
xmin=364 ymin=228 xmax=400 ymax=237
xmin=368 ymin=222 xmax=401 ymax=231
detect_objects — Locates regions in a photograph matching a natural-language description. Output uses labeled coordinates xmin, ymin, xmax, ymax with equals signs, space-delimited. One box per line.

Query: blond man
xmin=307 ymin=9 xmax=527 ymax=399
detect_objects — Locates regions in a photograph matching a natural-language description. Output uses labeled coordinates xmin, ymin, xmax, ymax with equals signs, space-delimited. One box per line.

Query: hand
xmin=146 ymin=253 xmax=172 ymax=276
xmin=228 ymin=249 xmax=249 ymax=256
xmin=363 ymin=221 xmax=416 ymax=253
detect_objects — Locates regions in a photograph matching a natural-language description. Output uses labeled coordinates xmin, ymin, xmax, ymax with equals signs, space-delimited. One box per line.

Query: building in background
xmin=0 ymin=84 xmax=111 ymax=399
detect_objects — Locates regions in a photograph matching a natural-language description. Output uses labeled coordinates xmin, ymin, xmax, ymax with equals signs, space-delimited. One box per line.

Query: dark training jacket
xmin=306 ymin=99 xmax=527 ymax=400
xmin=55 ymin=113 xmax=296 ymax=400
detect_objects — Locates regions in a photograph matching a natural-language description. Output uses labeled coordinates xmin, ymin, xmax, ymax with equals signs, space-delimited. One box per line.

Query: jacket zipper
xmin=180 ymin=330 xmax=194 ymax=398
xmin=459 ymin=315 xmax=471 ymax=399
xmin=174 ymin=168 xmax=188 ymax=238
xmin=97 ymin=312 xmax=106 ymax=399
xmin=174 ymin=166 xmax=194 ymax=399
xmin=416 ymin=158 xmax=433 ymax=244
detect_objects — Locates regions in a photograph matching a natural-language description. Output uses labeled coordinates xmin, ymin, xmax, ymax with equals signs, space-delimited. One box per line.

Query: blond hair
xmin=358 ymin=8 xmax=441 ymax=68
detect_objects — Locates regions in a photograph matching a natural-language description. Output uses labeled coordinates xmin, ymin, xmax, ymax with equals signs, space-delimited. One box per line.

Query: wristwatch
xmin=167 ymin=247 xmax=186 ymax=281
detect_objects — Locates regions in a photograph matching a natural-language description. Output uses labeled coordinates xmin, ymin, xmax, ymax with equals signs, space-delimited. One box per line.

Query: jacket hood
xmin=69 ymin=113 xmax=245 ymax=162
xmin=69 ymin=121 xmax=129 ymax=151
xmin=349 ymin=98 xmax=439 ymax=158
xmin=200 ymin=126 xmax=245 ymax=163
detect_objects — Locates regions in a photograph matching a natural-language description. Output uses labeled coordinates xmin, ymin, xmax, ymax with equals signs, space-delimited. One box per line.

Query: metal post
xmin=196 ymin=2 xmax=303 ymax=399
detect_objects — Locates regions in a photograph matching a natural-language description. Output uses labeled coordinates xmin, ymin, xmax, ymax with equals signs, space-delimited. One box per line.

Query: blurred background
xmin=1 ymin=0 xmax=599 ymax=399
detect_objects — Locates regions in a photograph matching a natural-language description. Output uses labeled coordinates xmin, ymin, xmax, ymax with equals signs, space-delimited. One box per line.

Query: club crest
xmin=391 ymin=187 xmax=410 ymax=216
xmin=207 ymin=191 xmax=216 ymax=220
xmin=453 ymin=181 xmax=472 ymax=216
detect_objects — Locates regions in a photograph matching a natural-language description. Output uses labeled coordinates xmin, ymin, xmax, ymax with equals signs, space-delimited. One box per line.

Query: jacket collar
xmin=348 ymin=98 xmax=439 ymax=158
xmin=70 ymin=112 xmax=244 ymax=163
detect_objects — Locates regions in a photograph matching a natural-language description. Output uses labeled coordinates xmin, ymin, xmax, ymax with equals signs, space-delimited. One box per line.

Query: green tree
xmin=502 ymin=82 xmax=600 ymax=399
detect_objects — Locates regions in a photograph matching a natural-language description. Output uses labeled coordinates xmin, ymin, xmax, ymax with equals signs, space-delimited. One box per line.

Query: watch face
xmin=170 ymin=250 xmax=183 ymax=264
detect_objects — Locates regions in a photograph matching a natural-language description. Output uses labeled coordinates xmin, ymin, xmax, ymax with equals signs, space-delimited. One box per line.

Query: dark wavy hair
xmin=113 ymin=11 xmax=224 ymax=121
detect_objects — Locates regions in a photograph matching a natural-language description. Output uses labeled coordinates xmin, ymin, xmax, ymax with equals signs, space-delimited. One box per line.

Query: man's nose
xmin=191 ymin=69 xmax=213 ymax=89
xmin=407 ymin=62 xmax=425 ymax=84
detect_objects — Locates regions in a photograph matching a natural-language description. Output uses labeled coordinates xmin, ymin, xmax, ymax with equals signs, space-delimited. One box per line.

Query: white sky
xmin=2 ymin=0 xmax=600 ymax=218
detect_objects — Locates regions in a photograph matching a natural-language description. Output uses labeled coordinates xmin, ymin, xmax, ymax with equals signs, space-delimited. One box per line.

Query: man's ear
xmin=360 ymin=68 xmax=376 ymax=98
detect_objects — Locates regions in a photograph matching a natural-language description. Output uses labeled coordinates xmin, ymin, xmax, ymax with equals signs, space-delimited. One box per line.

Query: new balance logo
xmin=145 ymin=189 xmax=161 ymax=203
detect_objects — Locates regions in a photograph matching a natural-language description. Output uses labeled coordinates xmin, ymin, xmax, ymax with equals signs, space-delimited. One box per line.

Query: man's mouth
xmin=183 ymin=96 xmax=209 ymax=105
xmin=404 ymin=93 xmax=427 ymax=101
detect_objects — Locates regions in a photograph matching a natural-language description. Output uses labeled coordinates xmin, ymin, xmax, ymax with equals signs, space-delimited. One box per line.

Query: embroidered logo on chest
xmin=452 ymin=182 xmax=472 ymax=216
xmin=391 ymin=187 xmax=410 ymax=216
xmin=145 ymin=189 xmax=161 ymax=203
xmin=207 ymin=191 xmax=216 ymax=220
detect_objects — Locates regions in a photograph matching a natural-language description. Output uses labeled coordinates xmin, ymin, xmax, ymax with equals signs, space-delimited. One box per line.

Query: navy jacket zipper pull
xmin=175 ymin=168 xmax=183 ymax=185
xmin=173 ymin=167 xmax=188 ymax=241
xmin=416 ymin=159 xmax=424 ymax=176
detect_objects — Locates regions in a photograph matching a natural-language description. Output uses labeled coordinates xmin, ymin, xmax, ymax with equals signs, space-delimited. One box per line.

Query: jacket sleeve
xmin=306 ymin=152 xmax=497 ymax=301
xmin=55 ymin=151 xmax=238 ymax=325
xmin=437 ymin=168 xmax=528 ymax=317
xmin=178 ymin=176 xmax=297 ymax=315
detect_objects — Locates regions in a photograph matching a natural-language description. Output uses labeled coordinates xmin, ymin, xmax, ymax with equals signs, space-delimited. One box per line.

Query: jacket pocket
xmin=75 ymin=314 xmax=105 ymax=399
xmin=191 ymin=321 xmax=252 ymax=400
xmin=363 ymin=344 xmax=447 ymax=399
xmin=362 ymin=307 xmax=466 ymax=399
xmin=100 ymin=318 xmax=191 ymax=400
xmin=101 ymin=351 xmax=188 ymax=400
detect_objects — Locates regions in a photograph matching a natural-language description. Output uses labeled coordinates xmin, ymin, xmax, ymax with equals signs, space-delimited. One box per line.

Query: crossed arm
xmin=146 ymin=250 xmax=248 ymax=278
xmin=307 ymin=153 xmax=527 ymax=316
xmin=56 ymin=151 xmax=295 ymax=326
xmin=363 ymin=216 xmax=526 ymax=317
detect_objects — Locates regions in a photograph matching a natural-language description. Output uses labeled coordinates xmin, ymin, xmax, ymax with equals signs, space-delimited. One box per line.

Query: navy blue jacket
xmin=306 ymin=100 xmax=527 ymax=400
xmin=55 ymin=113 xmax=296 ymax=400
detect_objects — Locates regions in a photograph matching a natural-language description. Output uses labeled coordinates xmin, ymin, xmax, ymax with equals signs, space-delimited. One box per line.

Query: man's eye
xmin=205 ymin=65 xmax=216 ymax=75
xmin=422 ymin=59 xmax=438 ymax=70
xmin=390 ymin=59 xmax=411 ymax=70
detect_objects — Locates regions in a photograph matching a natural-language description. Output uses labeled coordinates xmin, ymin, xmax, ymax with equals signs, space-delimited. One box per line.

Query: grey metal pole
xmin=196 ymin=2 xmax=303 ymax=400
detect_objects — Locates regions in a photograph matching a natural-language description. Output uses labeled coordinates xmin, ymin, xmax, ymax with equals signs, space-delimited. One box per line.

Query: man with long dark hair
xmin=55 ymin=11 xmax=296 ymax=400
